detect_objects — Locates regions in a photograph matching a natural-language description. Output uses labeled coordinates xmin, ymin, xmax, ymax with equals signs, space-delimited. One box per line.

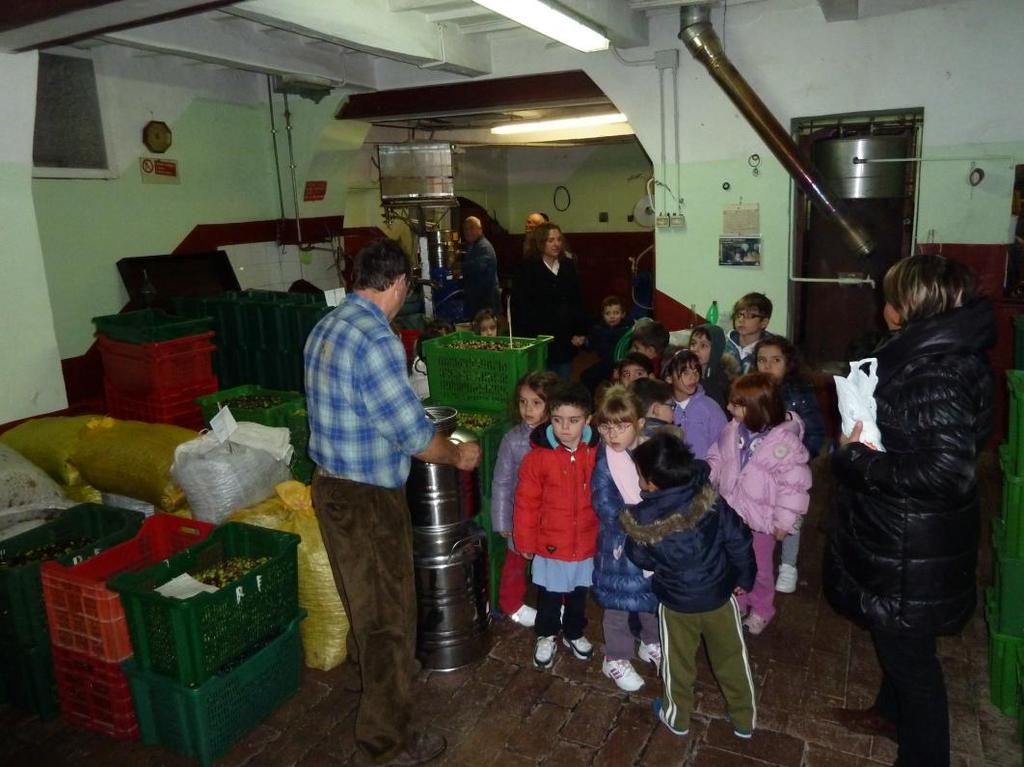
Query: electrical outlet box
xmin=669 ymin=213 xmax=686 ymax=228
xmin=655 ymin=215 xmax=672 ymax=229
xmin=655 ymin=50 xmax=679 ymax=71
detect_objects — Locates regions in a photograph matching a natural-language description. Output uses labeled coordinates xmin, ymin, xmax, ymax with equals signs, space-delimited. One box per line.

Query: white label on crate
xmin=235 ymin=585 xmax=245 ymax=604
xmin=324 ymin=287 xmax=346 ymax=307
xmin=210 ymin=406 xmax=239 ymax=443
xmin=256 ymin=574 xmax=263 ymax=592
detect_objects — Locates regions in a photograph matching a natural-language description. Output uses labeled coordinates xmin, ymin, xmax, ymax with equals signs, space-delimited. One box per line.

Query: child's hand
xmin=733 ymin=587 xmax=746 ymax=597
xmin=773 ymin=527 xmax=788 ymax=541
xmin=521 ymin=551 xmax=534 ymax=560
xmin=571 ymin=335 xmax=587 ymax=347
xmin=499 ymin=531 xmax=512 ymax=539
xmin=841 ymin=422 xmax=879 ymax=451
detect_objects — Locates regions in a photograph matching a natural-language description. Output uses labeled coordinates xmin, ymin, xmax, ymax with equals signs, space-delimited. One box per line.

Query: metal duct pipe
xmin=678 ymin=6 xmax=875 ymax=257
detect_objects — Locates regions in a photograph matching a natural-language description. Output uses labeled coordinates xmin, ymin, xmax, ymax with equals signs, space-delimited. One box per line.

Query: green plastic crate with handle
xmin=1006 ymin=372 xmax=1024 ymax=476
xmin=108 ymin=522 xmax=300 ymax=687
xmin=0 ymin=640 xmax=59 ymax=719
xmin=987 ymin=591 xmax=1024 ymax=717
xmin=93 ymin=308 xmax=212 ymax=344
xmin=991 ymin=521 xmax=1024 ymax=635
xmin=124 ymin=613 xmax=305 ymax=767
xmin=196 ymin=384 xmax=304 ymax=429
xmin=0 ymin=503 xmax=145 ymax=649
xmin=999 ymin=444 xmax=1024 ymax=559
xmin=423 ymin=332 xmax=552 ymax=414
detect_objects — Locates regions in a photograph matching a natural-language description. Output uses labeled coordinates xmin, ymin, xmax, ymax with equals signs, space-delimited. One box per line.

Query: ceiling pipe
xmin=678 ymin=5 xmax=875 ymax=257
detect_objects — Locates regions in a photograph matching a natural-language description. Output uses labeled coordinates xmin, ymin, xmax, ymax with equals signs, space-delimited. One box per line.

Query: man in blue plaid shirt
xmin=305 ymin=239 xmax=480 ymax=766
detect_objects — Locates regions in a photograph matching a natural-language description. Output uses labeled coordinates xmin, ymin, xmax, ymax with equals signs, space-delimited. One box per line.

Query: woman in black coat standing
xmin=511 ymin=222 xmax=587 ymax=380
xmin=824 ymin=254 xmax=994 ymax=767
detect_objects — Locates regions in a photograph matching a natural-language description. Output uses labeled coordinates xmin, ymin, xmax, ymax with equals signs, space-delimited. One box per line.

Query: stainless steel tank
xmin=408 ymin=406 xmax=490 ymax=671
xmin=812 ymin=135 xmax=910 ymax=199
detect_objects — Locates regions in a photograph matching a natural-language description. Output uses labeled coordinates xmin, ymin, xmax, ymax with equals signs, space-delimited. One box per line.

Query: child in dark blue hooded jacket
xmin=621 ymin=432 xmax=757 ymax=739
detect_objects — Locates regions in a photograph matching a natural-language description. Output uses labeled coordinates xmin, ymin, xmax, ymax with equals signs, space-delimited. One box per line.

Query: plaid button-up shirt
xmin=304 ymin=293 xmax=435 ymax=489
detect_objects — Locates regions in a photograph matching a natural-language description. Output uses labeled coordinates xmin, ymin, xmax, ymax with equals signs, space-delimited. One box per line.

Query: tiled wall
xmin=223 ymin=241 xmax=343 ymax=293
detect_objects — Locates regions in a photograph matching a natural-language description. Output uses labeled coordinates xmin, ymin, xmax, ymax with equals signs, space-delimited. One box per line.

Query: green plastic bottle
xmin=706 ymin=300 xmax=719 ymax=326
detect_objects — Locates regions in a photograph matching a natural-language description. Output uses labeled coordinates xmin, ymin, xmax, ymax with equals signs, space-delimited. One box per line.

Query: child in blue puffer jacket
xmin=591 ymin=386 xmax=662 ymax=692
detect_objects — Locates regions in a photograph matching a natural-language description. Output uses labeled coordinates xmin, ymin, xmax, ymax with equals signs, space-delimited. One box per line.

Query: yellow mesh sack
xmin=61 ymin=483 xmax=103 ymax=504
xmin=0 ymin=415 xmax=101 ymax=486
xmin=231 ymin=481 xmax=348 ymax=670
xmin=69 ymin=418 xmax=195 ymax=512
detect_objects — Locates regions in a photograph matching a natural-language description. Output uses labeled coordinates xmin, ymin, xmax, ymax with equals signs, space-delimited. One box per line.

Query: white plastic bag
xmin=0 ymin=444 xmax=65 ymax=509
xmin=171 ymin=434 xmax=292 ymax=525
xmin=833 ymin=357 xmax=885 ymax=451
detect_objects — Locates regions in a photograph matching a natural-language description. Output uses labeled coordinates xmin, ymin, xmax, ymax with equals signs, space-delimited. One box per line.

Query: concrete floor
xmin=2 ymin=454 xmax=1022 ymax=766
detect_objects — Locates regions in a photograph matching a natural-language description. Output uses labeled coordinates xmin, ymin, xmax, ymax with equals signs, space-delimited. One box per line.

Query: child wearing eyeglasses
xmin=724 ymin=293 xmax=772 ymax=374
xmin=590 ymin=385 xmax=661 ymax=691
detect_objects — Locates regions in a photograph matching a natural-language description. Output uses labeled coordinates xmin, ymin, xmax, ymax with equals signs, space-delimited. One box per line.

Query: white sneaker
xmin=743 ymin=612 xmax=770 ymax=635
xmin=509 ymin=605 xmax=537 ymax=627
xmin=638 ymin=642 xmax=663 ymax=673
xmin=602 ymin=658 xmax=645 ymax=692
xmin=562 ymin=635 xmax=594 ymax=660
xmin=775 ymin=563 xmax=798 ymax=593
xmin=534 ymin=636 xmax=557 ymax=670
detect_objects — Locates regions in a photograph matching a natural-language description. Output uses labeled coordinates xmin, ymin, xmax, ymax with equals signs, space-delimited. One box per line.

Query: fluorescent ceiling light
xmin=491 ymin=112 xmax=628 ymax=135
xmin=472 ymin=0 xmax=610 ymax=53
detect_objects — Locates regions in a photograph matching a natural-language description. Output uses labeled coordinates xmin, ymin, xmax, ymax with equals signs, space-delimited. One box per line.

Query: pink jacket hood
xmin=705 ymin=413 xmax=812 ymax=535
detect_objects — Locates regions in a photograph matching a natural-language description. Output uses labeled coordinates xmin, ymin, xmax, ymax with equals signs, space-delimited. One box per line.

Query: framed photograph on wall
xmin=719 ymin=236 xmax=762 ymax=267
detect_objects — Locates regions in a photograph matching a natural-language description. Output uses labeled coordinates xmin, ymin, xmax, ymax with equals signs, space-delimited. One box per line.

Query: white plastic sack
xmin=833 ymin=357 xmax=885 ymax=451
xmin=0 ymin=499 xmax=74 ymax=541
xmin=171 ymin=434 xmax=292 ymax=525
xmin=0 ymin=444 xmax=65 ymax=509
xmin=229 ymin=423 xmax=294 ymax=464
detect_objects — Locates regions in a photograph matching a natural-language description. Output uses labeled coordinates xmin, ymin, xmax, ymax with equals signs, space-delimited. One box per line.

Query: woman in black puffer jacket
xmin=824 ymin=254 xmax=994 ymax=767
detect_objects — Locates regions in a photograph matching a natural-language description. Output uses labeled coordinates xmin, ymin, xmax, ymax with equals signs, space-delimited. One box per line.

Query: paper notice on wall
xmin=723 ymin=203 xmax=760 ymax=237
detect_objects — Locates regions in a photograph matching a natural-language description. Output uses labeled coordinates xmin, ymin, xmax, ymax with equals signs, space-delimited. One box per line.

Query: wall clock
xmin=142 ymin=120 xmax=172 ymax=153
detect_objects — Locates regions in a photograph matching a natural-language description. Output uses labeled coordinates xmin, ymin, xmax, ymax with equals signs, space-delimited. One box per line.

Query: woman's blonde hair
xmin=882 ymin=254 xmax=975 ymax=325
xmin=595 ymin=385 xmax=642 ymax=425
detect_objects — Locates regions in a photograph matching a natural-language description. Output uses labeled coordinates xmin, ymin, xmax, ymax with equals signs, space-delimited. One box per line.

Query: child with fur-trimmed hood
xmin=621 ymin=432 xmax=757 ymax=740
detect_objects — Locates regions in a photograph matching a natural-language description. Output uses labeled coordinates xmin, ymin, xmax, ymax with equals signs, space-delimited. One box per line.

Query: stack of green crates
xmin=109 ymin=523 xmax=303 ymax=767
xmin=0 ymin=504 xmax=144 ymax=720
xmin=173 ymin=291 xmax=330 ymax=392
xmin=421 ymin=332 xmax=552 ymax=613
xmin=990 ymin=371 xmax=1024 ymax=725
xmin=195 ymin=385 xmax=311 ymax=485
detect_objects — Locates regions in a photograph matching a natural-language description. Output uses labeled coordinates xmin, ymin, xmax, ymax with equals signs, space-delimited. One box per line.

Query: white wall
xmin=0 ymin=52 xmax=67 ymax=422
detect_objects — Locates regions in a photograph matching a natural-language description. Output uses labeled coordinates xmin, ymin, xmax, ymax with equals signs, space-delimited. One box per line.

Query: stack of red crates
xmin=40 ymin=515 xmax=215 ymax=740
xmin=94 ymin=309 xmax=219 ymax=430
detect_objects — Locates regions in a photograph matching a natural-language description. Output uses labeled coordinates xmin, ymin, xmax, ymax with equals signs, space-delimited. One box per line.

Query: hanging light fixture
xmin=491 ymin=112 xmax=628 ymax=135
xmin=471 ymin=0 xmax=610 ymax=53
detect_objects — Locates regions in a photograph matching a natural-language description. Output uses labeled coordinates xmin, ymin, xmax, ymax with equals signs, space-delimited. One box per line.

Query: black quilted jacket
xmin=824 ymin=297 xmax=995 ymax=636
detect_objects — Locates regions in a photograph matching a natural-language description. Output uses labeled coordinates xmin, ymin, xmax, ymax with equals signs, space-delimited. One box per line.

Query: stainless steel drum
xmin=408 ymin=406 xmax=490 ymax=671
xmin=813 ymin=135 xmax=910 ymax=199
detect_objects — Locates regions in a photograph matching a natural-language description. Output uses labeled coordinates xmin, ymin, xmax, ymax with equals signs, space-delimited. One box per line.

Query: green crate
xmin=196 ymin=384 xmax=304 ymax=429
xmin=988 ymin=594 xmax=1024 ymax=716
xmin=124 ymin=613 xmax=304 ymax=767
xmin=1014 ymin=316 xmax=1024 ymax=370
xmin=455 ymin=409 xmax=511 ymax=504
xmin=1018 ymin=646 xmax=1024 ymax=744
xmin=1006 ymin=372 xmax=1024 ymax=476
xmin=999 ymin=444 xmax=1024 ymax=559
xmin=93 ymin=309 xmax=213 ymax=344
xmin=476 ymin=497 xmax=507 ymax=615
xmin=0 ymin=504 xmax=144 ymax=648
xmin=108 ymin=522 xmax=300 ymax=687
xmin=991 ymin=526 xmax=1024 ymax=635
xmin=0 ymin=640 xmax=60 ymax=719
xmin=423 ymin=332 xmax=552 ymax=414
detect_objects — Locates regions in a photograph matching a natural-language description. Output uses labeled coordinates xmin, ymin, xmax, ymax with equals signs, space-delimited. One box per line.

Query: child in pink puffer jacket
xmin=706 ymin=373 xmax=812 ymax=635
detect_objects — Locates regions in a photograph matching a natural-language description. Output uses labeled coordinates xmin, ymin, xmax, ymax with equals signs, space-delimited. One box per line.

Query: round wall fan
xmin=632 ymin=196 xmax=656 ymax=229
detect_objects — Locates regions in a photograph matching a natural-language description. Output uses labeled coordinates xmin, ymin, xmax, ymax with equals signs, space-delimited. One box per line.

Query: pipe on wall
xmin=678 ymin=5 xmax=876 ymax=257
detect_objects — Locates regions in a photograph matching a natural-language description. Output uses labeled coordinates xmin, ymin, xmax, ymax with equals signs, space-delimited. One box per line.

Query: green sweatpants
xmin=658 ymin=597 xmax=756 ymax=734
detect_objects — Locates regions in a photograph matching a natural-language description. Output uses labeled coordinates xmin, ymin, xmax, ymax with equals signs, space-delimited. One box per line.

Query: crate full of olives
xmin=196 ymin=384 xmax=304 ymax=430
xmin=422 ymin=332 xmax=553 ymax=414
xmin=108 ymin=522 xmax=299 ymax=687
xmin=0 ymin=504 xmax=144 ymax=648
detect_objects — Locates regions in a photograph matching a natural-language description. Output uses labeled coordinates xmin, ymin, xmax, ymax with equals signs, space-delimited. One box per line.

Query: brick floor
xmin=2 ymin=454 xmax=1022 ymax=766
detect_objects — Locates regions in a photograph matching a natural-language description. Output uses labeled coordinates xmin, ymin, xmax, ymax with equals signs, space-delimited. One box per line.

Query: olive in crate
xmin=191 ymin=556 xmax=270 ymax=589
xmin=221 ymin=395 xmax=289 ymax=410
xmin=0 ymin=537 xmax=94 ymax=568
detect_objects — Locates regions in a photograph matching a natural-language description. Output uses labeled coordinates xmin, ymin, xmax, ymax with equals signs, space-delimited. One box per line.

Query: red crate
xmin=104 ymin=377 xmax=217 ymax=431
xmin=400 ymin=329 xmax=422 ymax=366
xmin=42 ymin=515 xmax=215 ymax=662
xmin=51 ymin=644 xmax=139 ymax=740
xmin=98 ymin=332 xmax=216 ymax=395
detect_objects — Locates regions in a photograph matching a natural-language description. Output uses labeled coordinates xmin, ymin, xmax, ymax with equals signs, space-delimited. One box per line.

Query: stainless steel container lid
xmin=423 ymin=405 xmax=478 ymax=445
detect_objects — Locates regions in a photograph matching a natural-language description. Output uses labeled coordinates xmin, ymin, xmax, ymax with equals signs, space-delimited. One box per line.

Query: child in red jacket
xmin=514 ymin=382 xmax=601 ymax=670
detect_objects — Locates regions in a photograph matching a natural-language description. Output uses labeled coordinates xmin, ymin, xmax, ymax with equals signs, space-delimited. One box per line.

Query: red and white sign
xmin=303 ymin=180 xmax=328 ymax=201
xmin=140 ymin=157 xmax=180 ymax=184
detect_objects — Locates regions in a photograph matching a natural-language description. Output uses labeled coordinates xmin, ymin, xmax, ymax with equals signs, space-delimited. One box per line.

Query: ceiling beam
xmin=100 ymin=13 xmax=377 ymax=89
xmin=226 ymin=0 xmax=491 ymax=77
xmin=818 ymin=0 xmax=860 ymax=21
xmin=0 ymin=0 xmax=236 ymax=52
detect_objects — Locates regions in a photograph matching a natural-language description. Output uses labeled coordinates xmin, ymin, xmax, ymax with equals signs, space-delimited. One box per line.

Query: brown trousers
xmin=312 ymin=472 xmax=418 ymax=763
